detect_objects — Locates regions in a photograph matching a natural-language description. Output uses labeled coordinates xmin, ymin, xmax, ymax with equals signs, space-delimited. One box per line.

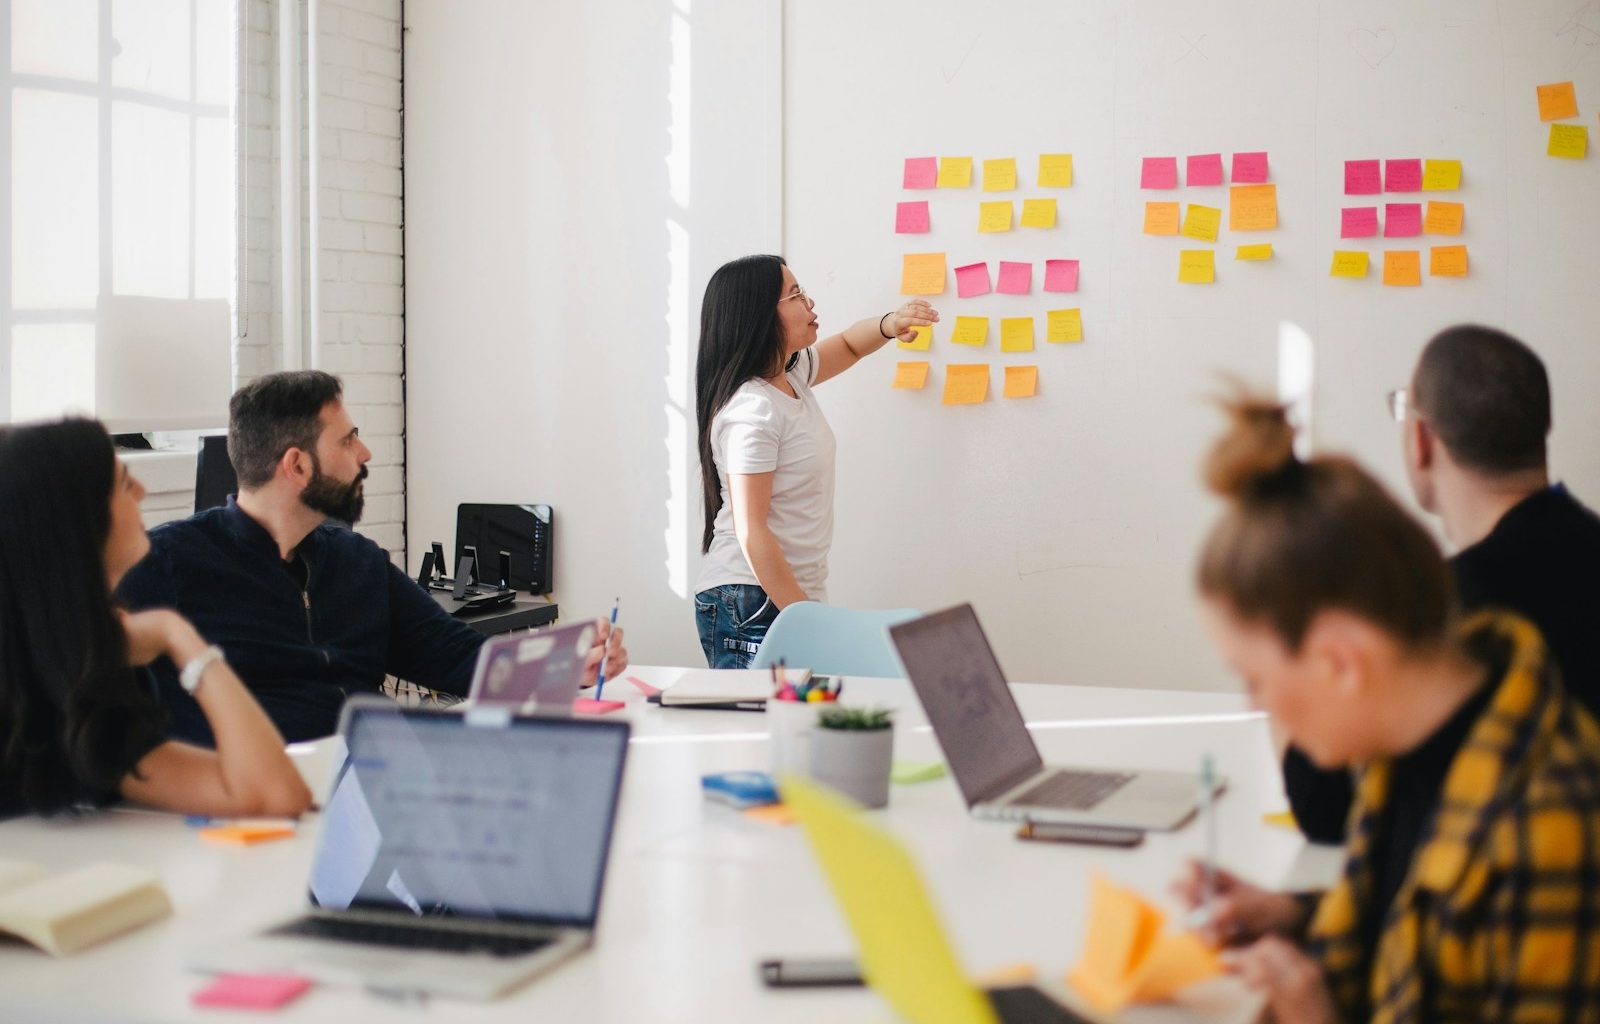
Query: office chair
xmin=751 ymin=602 xmax=922 ymax=678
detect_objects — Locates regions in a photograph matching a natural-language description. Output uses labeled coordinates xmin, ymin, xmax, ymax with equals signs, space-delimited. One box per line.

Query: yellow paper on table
xmin=1229 ymin=184 xmax=1278 ymax=231
xmin=1262 ymin=809 xmax=1299 ymax=830
xmin=891 ymin=361 xmax=930 ymax=390
xmin=898 ymin=324 xmax=932 ymax=351
xmin=1424 ymin=201 xmax=1464 ymax=236
xmin=1383 ymin=250 xmax=1422 ymax=286
xmin=982 ymin=157 xmax=1017 ymax=191
xmin=1143 ymin=201 xmax=1180 ymax=235
xmin=1330 ymin=250 xmax=1370 ymax=278
xmin=900 ymin=252 xmax=947 ymax=295
xmin=1548 ymin=123 xmax=1588 ymax=159
xmin=1038 ymin=153 xmax=1073 ymax=187
xmin=1066 ymin=873 xmax=1224 ymax=1013
xmin=942 ymin=364 xmax=989 ymax=405
xmin=1422 ymin=158 xmax=1461 ymax=190
xmin=1000 ymin=317 xmax=1035 ymax=352
xmin=1430 ymin=244 xmax=1469 ymax=277
xmin=937 ymin=156 xmax=973 ymax=188
xmin=1537 ymin=81 xmax=1579 ymax=121
xmin=1002 ymin=365 xmax=1038 ymax=398
xmin=1020 ymin=198 xmax=1057 ymax=228
xmin=1180 ymin=204 xmax=1221 ymax=242
xmin=950 ymin=316 xmax=989 ymax=346
xmin=1178 ymin=250 xmax=1215 ymax=284
xmin=978 ymin=201 xmax=1014 ymax=233
xmin=1047 ymin=308 xmax=1083 ymax=343
xmin=1235 ymin=243 xmax=1273 ymax=261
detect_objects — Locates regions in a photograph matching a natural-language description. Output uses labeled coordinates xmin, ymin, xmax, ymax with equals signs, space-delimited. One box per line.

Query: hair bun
xmin=1204 ymin=394 xmax=1299 ymax=499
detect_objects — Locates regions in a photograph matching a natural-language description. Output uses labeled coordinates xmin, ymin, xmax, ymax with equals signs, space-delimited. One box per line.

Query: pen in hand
xmin=595 ymin=597 xmax=619 ymax=701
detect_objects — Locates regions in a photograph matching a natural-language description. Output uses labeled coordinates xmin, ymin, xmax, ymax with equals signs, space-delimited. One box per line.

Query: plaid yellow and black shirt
xmin=1306 ymin=612 xmax=1600 ymax=1024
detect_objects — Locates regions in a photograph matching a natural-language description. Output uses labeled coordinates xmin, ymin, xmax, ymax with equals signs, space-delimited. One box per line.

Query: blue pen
xmin=595 ymin=598 xmax=619 ymax=700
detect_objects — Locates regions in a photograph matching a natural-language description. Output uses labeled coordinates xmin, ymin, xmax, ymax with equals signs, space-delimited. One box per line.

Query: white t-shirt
xmin=697 ymin=347 xmax=836 ymax=601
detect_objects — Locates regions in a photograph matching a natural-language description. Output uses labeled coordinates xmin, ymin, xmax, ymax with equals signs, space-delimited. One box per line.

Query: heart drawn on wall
xmin=1349 ymin=27 xmax=1397 ymax=69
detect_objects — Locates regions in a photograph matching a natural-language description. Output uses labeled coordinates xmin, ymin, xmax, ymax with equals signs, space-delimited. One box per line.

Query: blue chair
xmin=750 ymin=602 xmax=922 ymax=678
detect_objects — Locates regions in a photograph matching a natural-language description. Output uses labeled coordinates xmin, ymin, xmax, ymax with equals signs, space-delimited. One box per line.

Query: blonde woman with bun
xmin=1172 ymin=395 xmax=1600 ymax=1024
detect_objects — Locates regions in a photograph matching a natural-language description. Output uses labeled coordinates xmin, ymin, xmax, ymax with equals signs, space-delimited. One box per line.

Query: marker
xmin=595 ymin=598 xmax=619 ymax=701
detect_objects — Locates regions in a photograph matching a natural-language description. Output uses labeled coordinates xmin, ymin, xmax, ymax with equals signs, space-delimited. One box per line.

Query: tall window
xmin=4 ymin=0 xmax=234 ymax=427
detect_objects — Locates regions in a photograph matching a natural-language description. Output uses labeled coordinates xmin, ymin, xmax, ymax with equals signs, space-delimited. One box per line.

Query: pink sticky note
xmin=575 ymin=698 xmax=625 ymax=715
xmin=1341 ymin=207 xmax=1379 ymax=238
xmin=1231 ymin=151 xmax=1269 ymax=183
xmin=895 ymin=201 xmax=930 ymax=234
xmin=627 ymin=675 xmax=661 ymax=697
xmin=1187 ymin=153 xmax=1225 ymax=186
xmin=1384 ymin=203 xmax=1422 ymax=238
xmin=996 ymin=261 xmax=1033 ymax=295
xmin=1384 ymin=159 xmax=1422 ymax=193
xmin=1140 ymin=156 xmax=1178 ymax=189
xmin=1043 ymin=259 xmax=1080 ymax=293
xmin=902 ymin=157 xmax=937 ymax=189
xmin=193 ymin=974 xmax=312 ymax=1010
xmin=1344 ymin=159 xmax=1381 ymax=195
xmin=955 ymin=262 xmax=992 ymax=298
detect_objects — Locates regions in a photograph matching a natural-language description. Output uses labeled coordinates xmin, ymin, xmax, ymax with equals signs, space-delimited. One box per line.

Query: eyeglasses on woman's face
xmin=779 ymin=285 xmax=814 ymax=308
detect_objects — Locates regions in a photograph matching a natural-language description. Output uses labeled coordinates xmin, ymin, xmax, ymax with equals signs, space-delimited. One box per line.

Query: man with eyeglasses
xmin=1282 ymin=324 xmax=1600 ymax=844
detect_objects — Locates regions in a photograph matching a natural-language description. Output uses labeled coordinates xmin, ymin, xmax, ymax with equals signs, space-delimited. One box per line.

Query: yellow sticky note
xmin=1548 ymin=123 xmax=1588 ymax=159
xmin=1383 ymin=250 xmax=1422 ymax=286
xmin=1424 ymin=200 xmax=1464 ymax=236
xmin=1262 ymin=810 xmax=1299 ymax=830
xmin=1178 ymin=250 xmax=1215 ymax=284
xmin=1537 ymin=81 xmax=1579 ymax=121
xmin=950 ymin=316 xmax=989 ymax=346
xmin=1020 ymin=198 xmax=1058 ymax=228
xmin=1038 ymin=153 xmax=1073 ymax=187
xmin=978 ymin=201 xmax=1014 ymax=233
xmin=1000 ymin=317 xmax=1035 ymax=353
xmin=891 ymin=361 xmax=930 ymax=390
xmin=942 ymin=364 xmax=989 ymax=405
xmin=1229 ymin=184 xmax=1278 ymax=231
xmin=1235 ymin=243 xmax=1273 ymax=261
xmin=982 ymin=157 xmax=1017 ymax=192
xmin=900 ymin=252 xmax=947 ymax=295
xmin=1180 ymin=204 xmax=1221 ymax=242
xmin=1429 ymin=244 xmax=1469 ymax=277
xmin=1046 ymin=308 xmax=1083 ymax=343
xmin=1330 ymin=251 xmax=1370 ymax=277
xmin=1143 ymin=201 xmax=1180 ymax=235
xmin=936 ymin=156 xmax=972 ymax=188
xmin=1003 ymin=365 xmax=1038 ymax=398
xmin=898 ymin=324 xmax=932 ymax=351
xmin=1422 ymin=159 xmax=1461 ymax=190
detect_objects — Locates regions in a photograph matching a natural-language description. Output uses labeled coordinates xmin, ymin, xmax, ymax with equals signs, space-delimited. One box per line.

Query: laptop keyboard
xmin=1012 ymin=770 xmax=1135 ymax=810
xmin=987 ymin=985 xmax=1093 ymax=1023
xmin=271 ymin=916 xmax=553 ymax=959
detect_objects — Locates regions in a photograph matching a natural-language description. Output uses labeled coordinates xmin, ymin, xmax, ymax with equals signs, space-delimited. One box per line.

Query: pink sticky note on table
xmin=1345 ymin=159 xmax=1381 ymax=195
xmin=575 ymin=698 xmax=625 ymax=715
xmin=1341 ymin=206 xmax=1379 ymax=238
xmin=1384 ymin=159 xmax=1422 ymax=193
xmin=627 ymin=675 xmax=661 ymax=697
xmin=955 ymin=262 xmax=992 ymax=298
xmin=1043 ymin=259 xmax=1080 ymax=293
xmin=1231 ymin=151 xmax=1269 ymax=183
xmin=895 ymin=201 xmax=930 ymax=233
xmin=1140 ymin=156 xmax=1178 ymax=189
xmin=193 ymin=974 xmax=312 ymax=1010
xmin=903 ymin=157 xmax=937 ymax=189
xmin=1384 ymin=203 xmax=1422 ymax=238
xmin=996 ymin=261 xmax=1033 ymax=295
xmin=1187 ymin=153 xmax=1225 ymax=186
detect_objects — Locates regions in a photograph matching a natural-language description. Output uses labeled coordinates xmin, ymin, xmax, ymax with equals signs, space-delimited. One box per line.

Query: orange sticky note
xmin=1429 ymin=244 xmax=1469 ymax=277
xmin=1143 ymin=201 xmax=1180 ymax=235
xmin=1424 ymin=200 xmax=1464 ymax=236
xmin=1537 ymin=81 xmax=1579 ymax=121
xmin=1000 ymin=317 xmax=1035 ymax=353
xmin=1383 ymin=250 xmax=1422 ymax=286
xmin=1229 ymin=184 xmax=1278 ymax=230
xmin=1178 ymin=250 xmax=1215 ymax=284
xmin=891 ymin=361 xmax=930 ymax=390
xmin=1067 ymin=873 xmax=1223 ymax=1013
xmin=900 ymin=252 xmax=947 ymax=295
xmin=200 ymin=824 xmax=297 ymax=846
xmin=1003 ymin=365 xmax=1038 ymax=399
xmin=1330 ymin=250 xmax=1370 ymax=278
xmin=898 ymin=324 xmax=932 ymax=351
xmin=744 ymin=803 xmax=797 ymax=826
xmin=942 ymin=364 xmax=989 ymax=405
xmin=1046 ymin=308 xmax=1083 ymax=343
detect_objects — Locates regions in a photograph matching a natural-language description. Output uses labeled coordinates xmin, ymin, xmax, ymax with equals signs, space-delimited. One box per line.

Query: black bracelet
xmin=878 ymin=311 xmax=894 ymax=339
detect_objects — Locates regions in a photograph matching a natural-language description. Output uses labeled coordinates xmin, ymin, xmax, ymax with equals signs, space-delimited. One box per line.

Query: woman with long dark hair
xmin=0 ymin=419 xmax=311 ymax=818
xmin=693 ymin=255 xmax=937 ymax=667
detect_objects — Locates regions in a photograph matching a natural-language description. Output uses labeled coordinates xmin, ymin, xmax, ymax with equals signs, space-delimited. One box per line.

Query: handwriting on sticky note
xmin=942 ymin=364 xmax=989 ymax=405
xmin=950 ymin=316 xmax=989 ymax=346
xmin=1038 ymin=153 xmax=1073 ymax=187
xmin=1429 ymin=244 xmax=1468 ymax=277
xmin=1345 ymin=159 xmax=1381 ymax=194
xmin=1000 ymin=317 xmax=1035 ymax=352
xmin=1186 ymin=153 xmax=1225 ymax=186
xmin=1020 ymin=198 xmax=1057 ymax=228
xmin=1383 ymin=250 xmax=1422 ymax=286
xmin=978 ymin=201 xmax=1014 ymax=233
xmin=1235 ymin=243 xmax=1272 ymax=260
xmin=1229 ymin=184 xmax=1277 ymax=231
xmin=1231 ymin=151 xmax=1269 ymax=183
xmin=1330 ymin=250 xmax=1370 ymax=278
xmin=1178 ymin=250 xmax=1215 ymax=284
xmin=1003 ymin=365 xmax=1038 ymax=399
xmin=900 ymin=252 xmax=947 ymax=295
xmin=1549 ymin=123 xmax=1588 ymax=159
xmin=1180 ymin=204 xmax=1221 ymax=242
xmin=1385 ymin=159 xmax=1422 ymax=192
xmin=1424 ymin=200 xmax=1463 ymax=235
xmin=1143 ymin=201 xmax=1180 ymax=235
xmin=1537 ymin=81 xmax=1579 ymax=122
xmin=1341 ymin=206 xmax=1379 ymax=238
xmin=1043 ymin=259 xmax=1079 ymax=293
xmin=982 ymin=157 xmax=1017 ymax=192
xmin=1140 ymin=156 xmax=1178 ymax=189
xmin=955 ymin=261 xmax=992 ymax=298
xmin=903 ymin=157 xmax=938 ymax=189
xmin=1047 ymin=308 xmax=1083 ymax=342
xmin=1422 ymin=159 xmax=1461 ymax=190
xmin=996 ymin=261 xmax=1033 ymax=295
xmin=898 ymin=324 xmax=932 ymax=351
xmin=1066 ymin=873 xmax=1224 ymax=1014
xmin=937 ymin=156 xmax=972 ymax=188
xmin=895 ymin=201 xmax=930 ymax=234
xmin=891 ymin=361 xmax=930 ymax=390
xmin=1384 ymin=203 xmax=1422 ymax=237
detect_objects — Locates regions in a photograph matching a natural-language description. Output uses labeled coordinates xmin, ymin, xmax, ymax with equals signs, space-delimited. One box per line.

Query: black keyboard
xmin=987 ymin=985 xmax=1093 ymax=1023
xmin=1012 ymin=770 xmax=1135 ymax=810
xmin=271 ymin=916 xmax=553 ymax=958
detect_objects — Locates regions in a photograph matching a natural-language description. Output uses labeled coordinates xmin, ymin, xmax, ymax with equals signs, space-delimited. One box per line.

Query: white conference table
xmin=0 ymin=667 xmax=1341 ymax=1023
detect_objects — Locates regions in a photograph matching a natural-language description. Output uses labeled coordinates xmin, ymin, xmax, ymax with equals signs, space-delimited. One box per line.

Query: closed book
xmin=0 ymin=860 xmax=172 ymax=956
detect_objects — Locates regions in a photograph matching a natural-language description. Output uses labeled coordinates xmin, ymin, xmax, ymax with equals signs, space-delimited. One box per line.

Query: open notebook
xmin=0 ymin=860 xmax=172 ymax=956
xmin=654 ymin=668 xmax=811 ymax=709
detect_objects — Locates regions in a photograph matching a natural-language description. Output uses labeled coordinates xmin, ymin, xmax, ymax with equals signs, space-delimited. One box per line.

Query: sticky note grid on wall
xmin=1139 ymin=151 xmax=1278 ymax=284
xmin=1333 ymin=156 xmax=1468 ymax=283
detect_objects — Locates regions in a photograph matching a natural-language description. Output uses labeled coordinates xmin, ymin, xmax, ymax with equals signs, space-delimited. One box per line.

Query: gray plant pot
xmin=809 ymin=725 xmax=894 ymax=809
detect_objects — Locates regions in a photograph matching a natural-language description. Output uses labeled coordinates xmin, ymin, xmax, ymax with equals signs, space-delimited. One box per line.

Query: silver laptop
xmin=466 ymin=619 xmax=596 ymax=714
xmin=191 ymin=697 xmax=630 ymax=1000
xmin=890 ymin=604 xmax=1205 ymax=831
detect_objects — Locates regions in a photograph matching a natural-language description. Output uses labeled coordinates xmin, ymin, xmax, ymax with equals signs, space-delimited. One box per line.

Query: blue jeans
xmin=695 ymin=584 xmax=779 ymax=669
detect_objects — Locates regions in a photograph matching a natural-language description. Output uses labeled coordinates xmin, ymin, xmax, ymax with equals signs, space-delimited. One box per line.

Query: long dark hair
xmin=695 ymin=254 xmax=792 ymax=553
xmin=0 ymin=419 xmax=165 ymax=814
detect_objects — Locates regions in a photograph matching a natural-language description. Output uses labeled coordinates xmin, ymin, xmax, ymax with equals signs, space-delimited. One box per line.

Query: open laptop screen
xmin=308 ymin=703 xmax=629 ymax=928
xmin=890 ymin=604 xmax=1044 ymax=805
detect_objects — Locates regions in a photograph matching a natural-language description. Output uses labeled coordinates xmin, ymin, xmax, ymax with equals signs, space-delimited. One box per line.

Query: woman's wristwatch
xmin=179 ymin=645 xmax=227 ymax=695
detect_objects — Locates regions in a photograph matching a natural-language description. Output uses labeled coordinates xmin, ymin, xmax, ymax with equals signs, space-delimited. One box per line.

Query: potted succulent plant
xmin=809 ymin=707 xmax=894 ymax=809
